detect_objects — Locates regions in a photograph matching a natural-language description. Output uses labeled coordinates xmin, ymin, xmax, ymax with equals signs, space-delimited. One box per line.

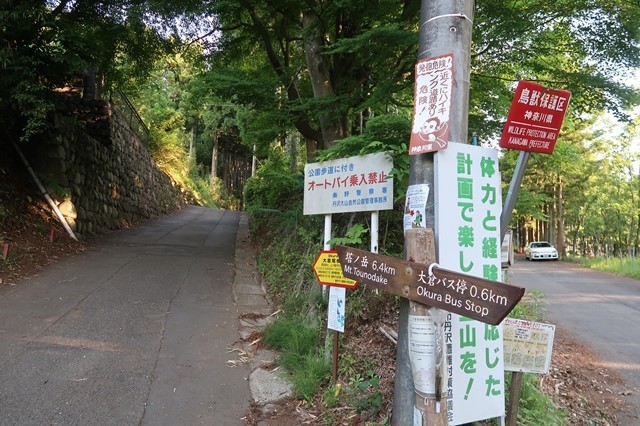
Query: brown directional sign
xmin=335 ymin=245 xmax=525 ymax=325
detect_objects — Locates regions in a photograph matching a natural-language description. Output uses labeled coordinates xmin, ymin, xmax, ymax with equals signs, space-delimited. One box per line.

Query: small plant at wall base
xmin=263 ymin=315 xmax=330 ymax=400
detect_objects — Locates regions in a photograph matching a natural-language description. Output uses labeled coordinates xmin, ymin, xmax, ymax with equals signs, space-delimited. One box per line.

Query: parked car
xmin=524 ymin=241 xmax=558 ymax=260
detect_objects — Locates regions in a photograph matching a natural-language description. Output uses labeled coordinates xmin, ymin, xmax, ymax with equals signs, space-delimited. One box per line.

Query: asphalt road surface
xmin=0 ymin=206 xmax=251 ymax=425
xmin=510 ymin=256 xmax=640 ymax=422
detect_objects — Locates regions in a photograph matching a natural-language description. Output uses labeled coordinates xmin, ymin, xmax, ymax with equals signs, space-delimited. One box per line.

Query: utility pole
xmin=393 ymin=1 xmax=475 ymax=425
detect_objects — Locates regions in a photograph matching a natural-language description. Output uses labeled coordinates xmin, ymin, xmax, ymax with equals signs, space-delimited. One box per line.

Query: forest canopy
xmin=1 ymin=0 xmax=639 ymax=254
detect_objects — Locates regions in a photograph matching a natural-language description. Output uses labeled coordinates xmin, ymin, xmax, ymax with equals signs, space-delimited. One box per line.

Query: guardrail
xmin=110 ymin=89 xmax=150 ymax=147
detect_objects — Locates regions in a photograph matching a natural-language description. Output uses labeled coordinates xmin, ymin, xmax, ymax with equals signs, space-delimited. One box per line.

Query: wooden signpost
xmin=335 ymin=245 xmax=524 ymax=326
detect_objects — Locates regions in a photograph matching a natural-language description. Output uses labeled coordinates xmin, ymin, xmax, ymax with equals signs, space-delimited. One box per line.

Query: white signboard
xmin=435 ymin=143 xmax=504 ymax=425
xmin=303 ymin=152 xmax=393 ymax=215
xmin=503 ymin=318 xmax=555 ymax=374
xmin=501 ymin=230 xmax=514 ymax=268
xmin=327 ymin=286 xmax=346 ymax=333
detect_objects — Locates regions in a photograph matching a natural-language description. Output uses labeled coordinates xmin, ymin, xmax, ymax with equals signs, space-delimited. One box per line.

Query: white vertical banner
xmin=434 ymin=143 xmax=504 ymax=425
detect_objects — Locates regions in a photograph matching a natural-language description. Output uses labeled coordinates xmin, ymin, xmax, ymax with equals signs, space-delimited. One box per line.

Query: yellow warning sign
xmin=312 ymin=250 xmax=358 ymax=289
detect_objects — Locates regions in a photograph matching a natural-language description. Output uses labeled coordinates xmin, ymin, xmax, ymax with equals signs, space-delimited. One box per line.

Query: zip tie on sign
xmin=426 ymin=13 xmax=473 ymax=24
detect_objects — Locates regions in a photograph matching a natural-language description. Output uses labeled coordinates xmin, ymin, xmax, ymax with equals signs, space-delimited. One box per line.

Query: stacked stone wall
xmin=31 ymin=98 xmax=188 ymax=238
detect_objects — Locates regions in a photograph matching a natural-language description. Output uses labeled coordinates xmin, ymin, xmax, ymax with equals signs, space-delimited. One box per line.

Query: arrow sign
xmin=312 ymin=250 xmax=358 ymax=289
xmin=335 ymin=245 xmax=524 ymax=325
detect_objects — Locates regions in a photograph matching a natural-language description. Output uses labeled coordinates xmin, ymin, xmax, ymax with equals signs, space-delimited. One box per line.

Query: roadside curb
xmin=232 ymin=213 xmax=293 ymax=412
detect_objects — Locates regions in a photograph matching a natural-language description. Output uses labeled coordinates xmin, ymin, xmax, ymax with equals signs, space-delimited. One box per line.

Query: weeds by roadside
xmin=568 ymin=255 xmax=640 ymax=280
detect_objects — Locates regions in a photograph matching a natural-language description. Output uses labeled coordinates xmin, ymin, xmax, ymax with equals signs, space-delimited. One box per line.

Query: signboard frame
xmin=303 ymin=152 xmax=393 ymax=216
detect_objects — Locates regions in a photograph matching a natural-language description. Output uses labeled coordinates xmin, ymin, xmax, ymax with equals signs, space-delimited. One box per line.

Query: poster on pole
xmin=499 ymin=80 xmax=571 ymax=154
xmin=435 ymin=143 xmax=505 ymax=425
xmin=303 ymin=152 xmax=393 ymax=215
xmin=404 ymin=184 xmax=430 ymax=231
xmin=408 ymin=314 xmax=437 ymax=394
xmin=409 ymin=54 xmax=454 ymax=155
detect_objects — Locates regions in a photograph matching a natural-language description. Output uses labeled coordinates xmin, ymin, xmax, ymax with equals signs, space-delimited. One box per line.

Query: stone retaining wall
xmin=31 ymin=98 xmax=189 ymax=238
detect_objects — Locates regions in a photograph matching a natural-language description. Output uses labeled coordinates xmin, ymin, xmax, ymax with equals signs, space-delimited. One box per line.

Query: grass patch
xmin=505 ymin=372 xmax=567 ymax=425
xmin=502 ymin=291 xmax=568 ymax=425
xmin=568 ymin=255 xmax=640 ymax=279
xmin=263 ymin=315 xmax=330 ymax=400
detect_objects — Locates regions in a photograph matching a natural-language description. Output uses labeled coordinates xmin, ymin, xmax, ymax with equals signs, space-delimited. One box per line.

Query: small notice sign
xmin=403 ymin=184 xmax=430 ymax=231
xmin=327 ymin=286 xmax=346 ymax=332
xmin=503 ymin=318 xmax=555 ymax=374
xmin=499 ymin=80 xmax=571 ymax=154
xmin=409 ymin=54 xmax=454 ymax=155
xmin=312 ymin=250 xmax=358 ymax=289
xmin=408 ymin=314 xmax=437 ymax=394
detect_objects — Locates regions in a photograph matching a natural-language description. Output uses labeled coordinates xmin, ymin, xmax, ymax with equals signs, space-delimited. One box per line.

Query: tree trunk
xmin=302 ymin=11 xmax=348 ymax=149
xmin=305 ymin=137 xmax=318 ymax=162
xmin=557 ymin=175 xmax=566 ymax=258
xmin=548 ymin=194 xmax=556 ymax=244
xmin=189 ymin=128 xmax=196 ymax=159
xmin=211 ymin=133 xmax=219 ymax=179
xmin=82 ymin=64 xmax=97 ymax=100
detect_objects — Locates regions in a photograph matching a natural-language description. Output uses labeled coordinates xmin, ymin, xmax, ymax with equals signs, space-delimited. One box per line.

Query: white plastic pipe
xmin=9 ymin=137 xmax=79 ymax=241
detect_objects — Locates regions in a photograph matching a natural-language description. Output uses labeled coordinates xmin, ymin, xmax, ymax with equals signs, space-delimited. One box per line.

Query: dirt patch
xmin=244 ymin=294 xmax=637 ymax=425
xmin=541 ymin=326 xmax=637 ymax=425
xmin=1 ymin=154 xmax=87 ymax=286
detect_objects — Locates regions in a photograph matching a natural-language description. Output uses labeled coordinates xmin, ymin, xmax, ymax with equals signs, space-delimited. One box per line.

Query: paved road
xmin=510 ymin=256 xmax=640 ymax=423
xmin=0 ymin=206 xmax=251 ymax=425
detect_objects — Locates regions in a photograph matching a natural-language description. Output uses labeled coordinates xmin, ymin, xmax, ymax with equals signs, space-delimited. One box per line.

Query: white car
xmin=524 ymin=241 xmax=558 ymax=261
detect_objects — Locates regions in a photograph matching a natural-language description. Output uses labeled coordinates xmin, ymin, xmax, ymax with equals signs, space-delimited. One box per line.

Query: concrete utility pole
xmin=393 ymin=1 xmax=475 ymax=425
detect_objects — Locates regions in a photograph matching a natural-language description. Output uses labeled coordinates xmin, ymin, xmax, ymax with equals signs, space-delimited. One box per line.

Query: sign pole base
xmin=506 ymin=371 xmax=523 ymax=426
xmin=332 ymin=331 xmax=339 ymax=383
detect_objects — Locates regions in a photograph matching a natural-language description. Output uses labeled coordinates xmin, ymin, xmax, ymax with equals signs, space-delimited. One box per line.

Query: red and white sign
xmin=409 ymin=54 xmax=453 ymax=155
xmin=303 ymin=152 xmax=393 ymax=215
xmin=499 ymin=80 xmax=571 ymax=154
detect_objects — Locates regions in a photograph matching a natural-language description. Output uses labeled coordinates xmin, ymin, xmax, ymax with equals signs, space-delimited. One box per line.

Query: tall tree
xmin=0 ymin=1 xmax=176 ymax=140
xmin=196 ymin=0 xmax=420 ymax=154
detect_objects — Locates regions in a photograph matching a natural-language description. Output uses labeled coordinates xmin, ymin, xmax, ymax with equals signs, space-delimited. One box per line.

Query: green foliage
xmin=328 ymin=224 xmax=368 ymax=246
xmin=0 ymin=1 xmax=175 ymax=140
xmin=568 ymin=255 xmax=640 ymax=280
xmin=323 ymin=367 xmax=384 ymax=417
xmin=316 ymin=115 xmax=411 ymax=201
xmin=289 ymin=355 xmax=331 ymax=400
xmin=202 ymin=1 xmax=419 ymax=150
xmin=503 ymin=373 xmax=566 ymax=426
xmin=349 ymin=370 xmax=383 ymax=414
xmin=263 ymin=315 xmax=330 ymax=400
xmin=264 ymin=316 xmax=321 ymax=354
xmin=205 ymin=176 xmax=241 ymax=210
xmin=244 ymin=147 xmax=304 ymax=212
xmin=507 ymin=290 xmax=546 ymax=322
